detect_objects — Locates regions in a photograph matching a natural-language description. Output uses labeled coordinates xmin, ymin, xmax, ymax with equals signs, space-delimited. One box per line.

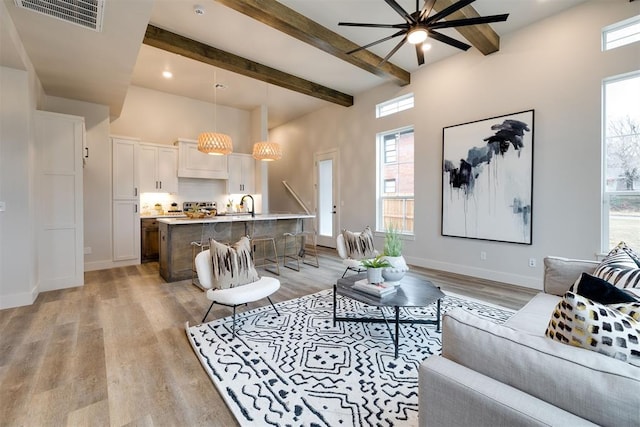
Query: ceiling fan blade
xmin=429 ymin=14 xmax=509 ymax=29
xmin=419 ymin=0 xmax=437 ymax=21
xmin=339 ymin=22 xmax=408 ymax=29
xmin=384 ymin=0 xmax=416 ymax=24
xmin=415 ymin=43 xmax=425 ymax=65
xmin=346 ymin=30 xmax=407 ymax=55
xmin=425 ymin=0 xmax=475 ymax=24
xmin=379 ymin=36 xmax=408 ymax=66
xmin=427 ymin=30 xmax=471 ymax=51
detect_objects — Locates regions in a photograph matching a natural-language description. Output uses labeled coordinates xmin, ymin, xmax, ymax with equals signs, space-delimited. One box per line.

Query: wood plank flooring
xmin=0 ymin=247 xmax=538 ymax=426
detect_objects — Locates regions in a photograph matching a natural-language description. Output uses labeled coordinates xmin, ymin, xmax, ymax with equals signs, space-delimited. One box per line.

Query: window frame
xmin=602 ymin=14 xmax=640 ymax=51
xmin=601 ymin=71 xmax=640 ymax=252
xmin=376 ymin=126 xmax=415 ymax=236
xmin=376 ymin=93 xmax=415 ymax=118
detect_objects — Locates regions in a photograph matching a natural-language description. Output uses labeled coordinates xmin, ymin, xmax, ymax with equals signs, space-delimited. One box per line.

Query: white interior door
xmin=314 ymin=150 xmax=338 ymax=248
xmin=35 ymin=111 xmax=84 ymax=291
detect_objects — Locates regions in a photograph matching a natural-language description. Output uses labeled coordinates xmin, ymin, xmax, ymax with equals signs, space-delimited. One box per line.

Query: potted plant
xmin=361 ymin=254 xmax=391 ymax=284
xmin=382 ymin=223 xmax=409 ymax=285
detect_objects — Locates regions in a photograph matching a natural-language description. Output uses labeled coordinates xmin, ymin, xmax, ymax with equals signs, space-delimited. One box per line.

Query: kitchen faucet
xmin=240 ymin=194 xmax=255 ymax=217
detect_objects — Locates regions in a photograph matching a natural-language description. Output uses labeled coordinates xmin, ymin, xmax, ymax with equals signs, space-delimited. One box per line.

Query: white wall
xmin=111 ymin=85 xmax=254 ymax=152
xmin=269 ymin=0 xmax=640 ymax=290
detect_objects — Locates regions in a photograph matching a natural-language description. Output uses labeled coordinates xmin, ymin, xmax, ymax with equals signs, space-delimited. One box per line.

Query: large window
xmin=602 ymin=72 xmax=640 ymax=251
xmin=377 ymin=128 xmax=414 ymax=234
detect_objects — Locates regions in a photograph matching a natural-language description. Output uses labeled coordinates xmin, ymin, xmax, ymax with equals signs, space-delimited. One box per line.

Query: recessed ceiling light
xmin=162 ymin=70 xmax=173 ymax=79
xmin=194 ymin=5 xmax=205 ymax=15
xmin=422 ymin=43 xmax=432 ymax=52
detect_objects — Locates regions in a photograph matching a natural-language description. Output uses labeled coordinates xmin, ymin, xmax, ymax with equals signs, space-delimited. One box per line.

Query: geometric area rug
xmin=186 ymin=289 xmax=514 ymax=427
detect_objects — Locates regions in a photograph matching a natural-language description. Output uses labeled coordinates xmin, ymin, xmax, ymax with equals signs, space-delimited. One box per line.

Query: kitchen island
xmin=157 ymin=213 xmax=314 ymax=282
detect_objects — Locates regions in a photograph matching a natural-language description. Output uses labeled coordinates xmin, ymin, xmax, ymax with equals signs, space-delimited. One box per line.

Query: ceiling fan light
xmin=253 ymin=141 xmax=282 ymax=161
xmin=407 ymin=28 xmax=428 ymax=44
xmin=198 ymin=132 xmax=233 ymax=155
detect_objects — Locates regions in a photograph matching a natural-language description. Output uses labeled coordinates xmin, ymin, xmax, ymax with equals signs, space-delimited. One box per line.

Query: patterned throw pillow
xmin=342 ymin=226 xmax=376 ymax=259
xmin=209 ymin=236 xmax=259 ymax=289
xmin=546 ymin=292 xmax=640 ymax=366
xmin=611 ymin=302 xmax=640 ymax=321
xmin=593 ymin=242 xmax=640 ymax=289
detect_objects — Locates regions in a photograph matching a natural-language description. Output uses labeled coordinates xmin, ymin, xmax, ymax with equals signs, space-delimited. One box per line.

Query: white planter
xmin=367 ymin=267 xmax=384 ymax=284
xmin=382 ymin=255 xmax=409 ymax=285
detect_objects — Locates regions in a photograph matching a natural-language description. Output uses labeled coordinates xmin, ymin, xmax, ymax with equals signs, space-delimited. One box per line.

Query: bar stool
xmin=191 ymin=240 xmax=210 ymax=289
xmin=282 ymin=218 xmax=320 ymax=271
xmin=248 ymin=221 xmax=280 ymax=276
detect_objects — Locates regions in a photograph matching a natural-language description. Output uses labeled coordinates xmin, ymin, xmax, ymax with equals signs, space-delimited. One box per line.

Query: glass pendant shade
xmin=198 ymin=132 xmax=233 ymax=155
xmin=252 ymin=141 xmax=282 ymax=161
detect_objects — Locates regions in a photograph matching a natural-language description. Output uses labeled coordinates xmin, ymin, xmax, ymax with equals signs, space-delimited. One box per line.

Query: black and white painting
xmin=442 ymin=110 xmax=534 ymax=244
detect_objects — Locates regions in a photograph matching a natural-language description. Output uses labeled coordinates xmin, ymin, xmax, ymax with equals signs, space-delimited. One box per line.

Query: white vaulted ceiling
xmin=2 ymin=0 xmax=589 ymax=126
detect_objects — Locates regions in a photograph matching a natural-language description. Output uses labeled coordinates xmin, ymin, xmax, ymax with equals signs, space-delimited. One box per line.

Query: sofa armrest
xmin=419 ymin=356 xmax=597 ymax=427
xmin=543 ymin=256 xmax=599 ymax=296
xmin=441 ymin=308 xmax=640 ymax=427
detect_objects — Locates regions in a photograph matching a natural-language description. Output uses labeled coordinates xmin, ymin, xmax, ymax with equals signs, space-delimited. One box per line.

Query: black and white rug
xmin=186 ymin=289 xmax=514 ymax=427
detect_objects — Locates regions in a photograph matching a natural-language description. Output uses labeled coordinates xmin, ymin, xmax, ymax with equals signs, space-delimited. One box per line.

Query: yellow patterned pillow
xmin=546 ymin=292 xmax=640 ymax=366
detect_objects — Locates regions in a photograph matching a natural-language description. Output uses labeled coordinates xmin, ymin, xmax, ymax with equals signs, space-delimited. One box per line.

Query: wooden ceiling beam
xmin=435 ymin=0 xmax=501 ymax=55
xmin=143 ymin=25 xmax=354 ymax=107
xmin=214 ymin=0 xmax=411 ymax=86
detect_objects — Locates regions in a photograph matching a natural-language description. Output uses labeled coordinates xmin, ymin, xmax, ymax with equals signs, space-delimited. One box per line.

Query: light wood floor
xmin=0 ymin=247 xmax=538 ymax=426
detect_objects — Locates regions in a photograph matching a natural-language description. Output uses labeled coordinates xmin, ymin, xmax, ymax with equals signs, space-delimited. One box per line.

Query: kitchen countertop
xmin=157 ymin=213 xmax=314 ymax=225
xmin=141 ymin=214 xmax=188 ymax=219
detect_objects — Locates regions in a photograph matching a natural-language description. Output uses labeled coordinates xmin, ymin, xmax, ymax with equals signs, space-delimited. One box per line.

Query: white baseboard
xmin=404 ymin=255 xmax=543 ymax=291
xmin=0 ymin=284 xmax=39 ymax=309
xmin=84 ymin=258 xmax=140 ymax=272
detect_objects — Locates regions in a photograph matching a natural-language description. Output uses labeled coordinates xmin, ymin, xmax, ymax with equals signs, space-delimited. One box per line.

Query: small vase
xmin=382 ymin=255 xmax=409 ymax=286
xmin=367 ymin=267 xmax=384 ymax=284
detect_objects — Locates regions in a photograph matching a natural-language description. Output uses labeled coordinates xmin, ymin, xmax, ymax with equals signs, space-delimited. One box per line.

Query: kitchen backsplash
xmin=140 ymin=177 xmax=259 ymax=216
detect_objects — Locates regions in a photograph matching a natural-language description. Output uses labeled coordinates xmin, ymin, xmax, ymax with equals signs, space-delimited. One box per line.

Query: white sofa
xmin=419 ymin=256 xmax=640 ymax=427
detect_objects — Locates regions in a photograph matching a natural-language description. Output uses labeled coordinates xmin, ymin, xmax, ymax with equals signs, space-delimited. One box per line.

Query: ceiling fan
xmin=339 ymin=0 xmax=509 ymax=66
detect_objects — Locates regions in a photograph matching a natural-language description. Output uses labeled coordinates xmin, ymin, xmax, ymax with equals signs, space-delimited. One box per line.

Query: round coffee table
xmin=334 ymin=273 xmax=445 ymax=358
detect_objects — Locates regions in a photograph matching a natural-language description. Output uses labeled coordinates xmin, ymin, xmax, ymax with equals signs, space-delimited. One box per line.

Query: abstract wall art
xmin=442 ymin=110 xmax=534 ymax=244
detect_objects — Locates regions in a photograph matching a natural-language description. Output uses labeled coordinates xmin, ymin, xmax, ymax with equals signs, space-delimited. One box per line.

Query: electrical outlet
xmin=480 ymin=251 xmax=487 ymax=260
xmin=529 ymin=258 xmax=536 ymax=268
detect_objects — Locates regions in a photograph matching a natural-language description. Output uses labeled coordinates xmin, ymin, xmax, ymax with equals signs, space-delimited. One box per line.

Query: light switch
xmin=0 ymin=201 xmax=5 ymax=211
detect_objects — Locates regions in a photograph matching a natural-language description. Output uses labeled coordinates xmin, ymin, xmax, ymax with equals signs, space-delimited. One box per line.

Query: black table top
xmin=336 ymin=273 xmax=445 ymax=308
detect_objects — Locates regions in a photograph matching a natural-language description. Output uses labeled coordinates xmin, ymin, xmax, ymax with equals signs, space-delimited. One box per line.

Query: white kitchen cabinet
xmin=112 ymin=136 xmax=140 ymax=263
xmin=227 ymin=153 xmax=255 ymax=194
xmin=112 ymin=200 xmax=140 ymax=261
xmin=139 ymin=142 xmax=178 ymax=193
xmin=112 ymin=136 xmax=139 ymax=199
xmin=175 ymin=138 xmax=228 ymax=179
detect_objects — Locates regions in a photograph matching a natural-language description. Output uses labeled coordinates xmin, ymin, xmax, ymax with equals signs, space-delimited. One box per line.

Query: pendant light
xmin=198 ymin=71 xmax=233 ymax=155
xmin=253 ymin=84 xmax=282 ymax=161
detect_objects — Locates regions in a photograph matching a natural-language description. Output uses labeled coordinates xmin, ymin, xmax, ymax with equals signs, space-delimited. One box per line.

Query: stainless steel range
xmin=183 ymin=201 xmax=217 ymax=215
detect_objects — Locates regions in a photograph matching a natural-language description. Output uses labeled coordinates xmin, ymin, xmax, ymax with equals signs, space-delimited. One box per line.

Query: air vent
xmin=14 ymin=0 xmax=105 ymax=32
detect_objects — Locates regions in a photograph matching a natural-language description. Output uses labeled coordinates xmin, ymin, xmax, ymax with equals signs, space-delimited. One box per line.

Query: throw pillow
xmin=342 ymin=226 xmax=376 ymax=259
xmin=546 ymin=292 xmax=640 ymax=367
xmin=593 ymin=241 xmax=640 ymax=289
xmin=209 ymin=236 xmax=259 ymax=289
xmin=570 ymin=272 xmax=638 ymax=304
xmin=610 ymin=302 xmax=640 ymax=321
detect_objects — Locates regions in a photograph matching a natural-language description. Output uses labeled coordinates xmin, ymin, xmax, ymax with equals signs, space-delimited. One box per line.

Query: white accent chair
xmin=195 ymin=249 xmax=280 ymax=337
xmin=336 ymin=233 xmax=378 ymax=278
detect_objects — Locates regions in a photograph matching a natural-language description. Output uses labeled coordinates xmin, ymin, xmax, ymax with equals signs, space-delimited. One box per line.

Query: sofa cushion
xmin=341 ymin=226 xmax=376 ymax=259
xmin=593 ymin=242 xmax=640 ymax=289
xmin=209 ymin=236 xmax=259 ymax=289
xmin=546 ymin=292 xmax=640 ymax=367
xmin=570 ymin=272 xmax=639 ymax=304
xmin=442 ymin=308 xmax=640 ymax=427
xmin=543 ymin=256 xmax=600 ymax=296
xmin=504 ymin=292 xmax=560 ymax=336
